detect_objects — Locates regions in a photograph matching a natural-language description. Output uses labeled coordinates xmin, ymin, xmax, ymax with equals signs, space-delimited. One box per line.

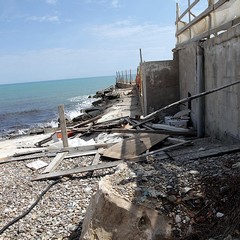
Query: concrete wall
xmin=141 ymin=56 xmax=179 ymax=116
xmin=203 ymin=25 xmax=240 ymax=141
xmin=178 ymin=24 xmax=240 ymax=141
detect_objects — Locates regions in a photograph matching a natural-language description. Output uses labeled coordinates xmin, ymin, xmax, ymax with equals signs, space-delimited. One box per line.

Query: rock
xmin=189 ymin=170 xmax=200 ymax=175
xmin=181 ymin=187 xmax=192 ymax=194
xmin=168 ymin=195 xmax=177 ymax=202
xmin=80 ymin=178 xmax=172 ymax=240
xmin=216 ymin=212 xmax=224 ymax=218
xmin=223 ymin=235 xmax=233 ymax=240
xmin=232 ymin=162 xmax=240 ymax=169
xmin=175 ymin=215 xmax=181 ymax=223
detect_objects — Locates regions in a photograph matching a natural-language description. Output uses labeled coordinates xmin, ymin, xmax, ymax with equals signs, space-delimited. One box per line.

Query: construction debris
xmin=1 ymin=85 xmax=240 ymax=240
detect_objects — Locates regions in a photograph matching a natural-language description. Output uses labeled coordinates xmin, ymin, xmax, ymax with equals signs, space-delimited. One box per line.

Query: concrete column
xmin=197 ymin=44 xmax=205 ymax=138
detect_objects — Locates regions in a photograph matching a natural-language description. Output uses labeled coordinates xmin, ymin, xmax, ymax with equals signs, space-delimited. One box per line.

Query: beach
xmin=0 ymin=85 xmax=142 ymax=239
xmin=1 ymin=85 xmax=240 ymax=239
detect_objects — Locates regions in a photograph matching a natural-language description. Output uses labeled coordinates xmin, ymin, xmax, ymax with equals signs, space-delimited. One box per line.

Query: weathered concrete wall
xmin=178 ymin=42 xmax=198 ymax=129
xmin=141 ymin=56 xmax=179 ymax=116
xmin=178 ymin=24 xmax=240 ymax=141
xmin=203 ymin=25 xmax=240 ymax=141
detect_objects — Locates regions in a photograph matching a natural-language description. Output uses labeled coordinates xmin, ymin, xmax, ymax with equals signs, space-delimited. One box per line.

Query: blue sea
xmin=0 ymin=76 xmax=115 ymax=138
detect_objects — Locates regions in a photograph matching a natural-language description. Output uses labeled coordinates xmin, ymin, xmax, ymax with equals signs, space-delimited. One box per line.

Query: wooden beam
xmin=176 ymin=0 xmax=228 ymax=37
xmin=87 ymin=151 xmax=101 ymax=177
xmin=176 ymin=16 xmax=240 ymax=49
xmin=70 ymin=114 xmax=103 ymax=129
xmin=32 ymin=141 xmax=192 ymax=181
xmin=58 ymin=105 xmax=69 ymax=148
xmin=86 ymin=128 xmax=197 ymax=136
xmin=0 ymin=153 xmax=49 ymax=164
xmin=177 ymin=0 xmax=200 ymax=22
xmin=128 ymin=141 xmax=192 ymax=161
xmin=32 ymin=160 xmax=124 ymax=181
xmin=65 ymin=150 xmax=98 ymax=159
xmin=43 ymin=152 xmax=68 ymax=174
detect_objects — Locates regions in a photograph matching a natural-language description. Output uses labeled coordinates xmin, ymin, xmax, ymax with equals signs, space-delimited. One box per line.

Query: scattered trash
xmin=26 ymin=160 xmax=48 ymax=170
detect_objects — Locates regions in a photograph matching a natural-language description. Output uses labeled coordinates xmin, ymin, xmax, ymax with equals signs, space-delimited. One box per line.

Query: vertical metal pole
xmin=58 ymin=105 xmax=69 ymax=147
xmin=130 ymin=69 xmax=132 ymax=84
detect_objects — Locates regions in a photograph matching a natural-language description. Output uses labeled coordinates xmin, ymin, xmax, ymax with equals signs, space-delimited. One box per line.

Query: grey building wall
xmin=178 ymin=24 xmax=240 ymax=141
xmin=203 ymin=25 xmax=240 ymax=141
xmin=140 ymin=56 xmax=179 ymax=116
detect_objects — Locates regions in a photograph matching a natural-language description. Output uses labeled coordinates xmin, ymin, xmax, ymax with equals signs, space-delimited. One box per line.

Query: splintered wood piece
xmin=102 ymin=133 xmax=169 ymax=160
xmin=42 ymin=152 xmax=68 ymax=173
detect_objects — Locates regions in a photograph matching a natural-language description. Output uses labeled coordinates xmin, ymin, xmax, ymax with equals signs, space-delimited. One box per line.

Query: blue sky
xmin=0 ymin=0 xmax=207 ymax=84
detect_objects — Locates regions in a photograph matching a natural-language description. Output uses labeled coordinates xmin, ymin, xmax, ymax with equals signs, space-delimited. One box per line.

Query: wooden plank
xmin=92 ymin=152 xmax=100 ymax=165
xmin=149 ymin=124 xmax=190 ymax=132
xmin=88 ymin=128 xmax=196 ymax=136
xmin=12 ymin=149 xmax=45 ymax=157
xmin=92 ymin=115 xmax=129 ymax=126
xmin=32 ymin=141 xmax=191 ymax=181
xmin=171 ymin=145 xmax=240 ymax=161
xmin=58 ymin=105 xmax=69 ymax=148
xmin=32 ymin=160 xmax=124 ymax=181
xmin=128 ymin=141 xmax=192 ymax=161
xmin=87 ymin=151 xmax=101 ymax=177
xmin=0 ymin=152 xmax=49 ymax=164
xmin=102 ymin=133 xmax=169 ymax=160
xmin=58 ymin=143 xmax=115 ymax=154
xmin=65 ymin=150 xmax=97 ymax=159
xmin=43 ymin=152 xmax=68 ymax=174
xmin=71 ymin=114 xmax=103 ymax=128
xmin=32 ymin=142 xmax=193 ymax=181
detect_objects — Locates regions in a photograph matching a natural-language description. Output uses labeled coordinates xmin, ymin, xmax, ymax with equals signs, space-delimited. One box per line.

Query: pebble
xmin=175 ymin=215 xmax=182 ymax=223
xmin=216 ymin=212 xmax=224 ymax=218
xmin=1 ymin=138 xmax=239 ymax=239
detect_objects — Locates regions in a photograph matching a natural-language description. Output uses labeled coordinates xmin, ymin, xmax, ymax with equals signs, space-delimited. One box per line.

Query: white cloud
xmin=46 ymin=0 xmax=58 ymax=5
xmin=27 ymin=15 xmax=60 ymax=23
xmin=90 ymin=21 xmax=174 ymax=40
xmin=85 ymin=0 xmax=120 ymax=8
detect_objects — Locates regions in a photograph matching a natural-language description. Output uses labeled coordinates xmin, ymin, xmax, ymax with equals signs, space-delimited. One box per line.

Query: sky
xmin=0 ymin=0 xmax=208 ymax=84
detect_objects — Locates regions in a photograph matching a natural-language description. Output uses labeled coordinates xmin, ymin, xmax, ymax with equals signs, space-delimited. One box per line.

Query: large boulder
xmin=80 ymin=165 xmax=172 ymax=240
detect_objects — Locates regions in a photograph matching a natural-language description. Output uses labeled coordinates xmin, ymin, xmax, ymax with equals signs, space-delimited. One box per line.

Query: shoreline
xmin=0 ymin=85 xmax=139 ymax=159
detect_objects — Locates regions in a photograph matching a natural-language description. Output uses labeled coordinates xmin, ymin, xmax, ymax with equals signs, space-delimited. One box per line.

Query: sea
xmin=0 ymin=76 xmax=116 ymax=139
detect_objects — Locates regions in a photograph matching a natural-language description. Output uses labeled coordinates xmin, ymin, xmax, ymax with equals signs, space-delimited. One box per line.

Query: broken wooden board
xmin=0 ymin=152 xmax=49 ymax=165
xmin=148 ymin=124 xmax=190 ymax=132
xmin=169 ymin=145 xmax=240 ymax=161
xmin=88 ymin=128 xmax=196 ymax=136
xmin=32 ymin=140 xmax=194 ymax=181
xmin=102 ymin=133 xmax=169 ymax=160
xmin=87 ymin=151 xmax=101 ymax=177
xmin=43 ymin=152 xmax=68 ymax=174
xmin=32 ymin=160 xmax=123 ymax=181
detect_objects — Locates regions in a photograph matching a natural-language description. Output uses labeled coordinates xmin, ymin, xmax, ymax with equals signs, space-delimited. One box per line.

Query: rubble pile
xmin=0 ymin=85 xmax=240 ymax=240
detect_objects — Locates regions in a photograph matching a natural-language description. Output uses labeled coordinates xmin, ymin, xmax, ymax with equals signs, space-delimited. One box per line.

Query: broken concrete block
xmin=80 ymin=178 xmax=172 ymax=240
